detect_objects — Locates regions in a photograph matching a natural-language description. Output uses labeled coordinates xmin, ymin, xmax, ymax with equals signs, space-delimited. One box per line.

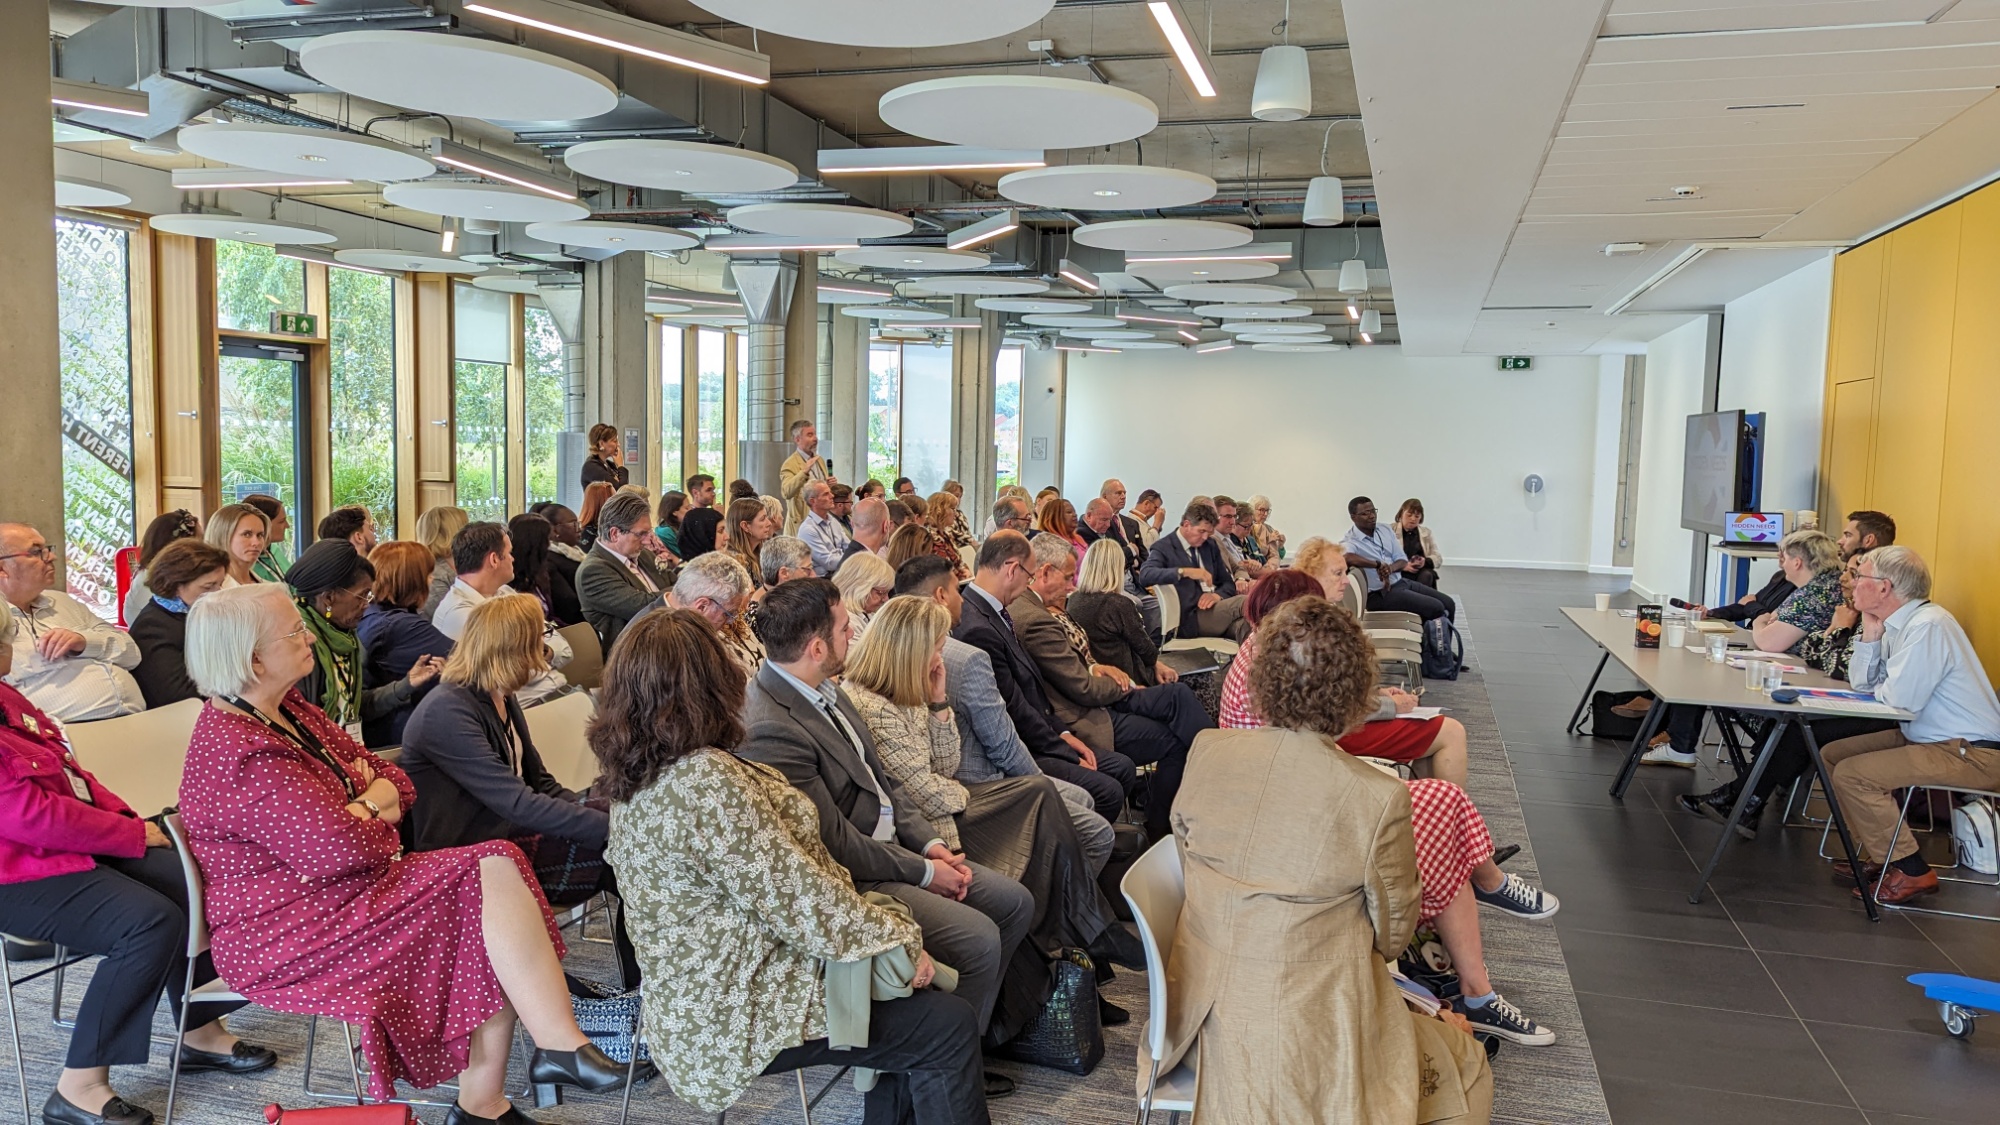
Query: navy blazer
xmin=356 ymin=603 xmax=453 ymax=747
xmin=1138 ymin=533 xmax=1238 ymax=633
xmin=398 ymin=680 xmax=605 ymax=854
xmin=1078 ymin=521 xmax=1138 ymax=574
xmin=950 ymin=584 xmax=1079 ymax=764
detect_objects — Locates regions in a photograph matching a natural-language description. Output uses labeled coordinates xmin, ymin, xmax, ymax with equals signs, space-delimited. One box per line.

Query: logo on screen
xmin=1724 ymin=512 xmax=1784 ymax=543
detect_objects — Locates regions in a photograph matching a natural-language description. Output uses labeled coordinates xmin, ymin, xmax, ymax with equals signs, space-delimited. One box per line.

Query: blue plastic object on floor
xmin=1908 ymin=972 xmax=2000 ymax=1039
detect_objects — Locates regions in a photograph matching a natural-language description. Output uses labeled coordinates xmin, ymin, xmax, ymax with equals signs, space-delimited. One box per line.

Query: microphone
xmin=1668 ymin=597 xmax=1706 ymax=613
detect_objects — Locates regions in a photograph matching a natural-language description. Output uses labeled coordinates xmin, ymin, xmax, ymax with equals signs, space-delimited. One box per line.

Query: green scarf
xmin=296 ymin=596 xmax=361 ymax=726
xmin=252 ymin=544 xmax=290 ymax=585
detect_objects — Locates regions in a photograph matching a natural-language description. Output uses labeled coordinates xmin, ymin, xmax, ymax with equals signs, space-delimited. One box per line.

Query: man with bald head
xmin=0 ymin=523 xmax=144 ymax=720
xmin=1079 ymin=497 xmax=1137 ymax=575
xmin=839 ymin=496 xmax=891 ymax=568
xmin=798 ymin=479 xmax=850 ymax=576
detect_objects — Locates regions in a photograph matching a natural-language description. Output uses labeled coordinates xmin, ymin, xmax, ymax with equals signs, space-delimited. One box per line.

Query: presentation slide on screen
xmin=1682 ymin=412 xmax=1739 ymax=532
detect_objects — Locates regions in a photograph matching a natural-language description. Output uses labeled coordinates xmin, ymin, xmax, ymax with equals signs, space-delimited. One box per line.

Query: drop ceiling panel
xmin=1601 ymin=1 xmax=1962 ymax=38
xmin=1563 ymin=88 xmax=1990 ymax=122
xmin=1572 ymin=67 xmax=2000 ymax=102
xmin=1619 ymin=245 xmax=1838 ymax=312
xmin=1590 ymin=18 xmax=2000 ymax=66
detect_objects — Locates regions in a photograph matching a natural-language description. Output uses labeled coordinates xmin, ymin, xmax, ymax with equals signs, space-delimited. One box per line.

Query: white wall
xmin=1631 ymin=316 xmax=1713 ymax=601
xmin=1588 ymin=354 xmax=1629 ymax=574
xmin=1018 ymin=348 xmax=1067 ymax=493
xmin=1061 ymin=346 xmax=1610 ymax=569
xmin=1718 ymin=254 xmax=1834 ymax=515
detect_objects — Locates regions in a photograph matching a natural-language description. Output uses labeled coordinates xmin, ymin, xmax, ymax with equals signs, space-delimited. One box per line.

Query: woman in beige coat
xmin=1166 ymin=597 xmax=1493 ymax=1124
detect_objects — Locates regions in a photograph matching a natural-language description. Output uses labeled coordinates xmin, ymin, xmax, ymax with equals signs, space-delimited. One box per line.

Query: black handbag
xmin=993 ymin=948 xmax=1105 ymax=1075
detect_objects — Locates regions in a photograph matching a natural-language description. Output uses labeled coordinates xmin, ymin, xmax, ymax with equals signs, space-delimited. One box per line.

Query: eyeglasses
xmin=335 ymin=586 xmax=376 ymax=605
xmin=0 ymin=544 xmax=55 ymax=562
xmin=1854 ymin=573 xmax=1891 ymax=586
xmin=277 ymin=622 xmax=311 ymax=644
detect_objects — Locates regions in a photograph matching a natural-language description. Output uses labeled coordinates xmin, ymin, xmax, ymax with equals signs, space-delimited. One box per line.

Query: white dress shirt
xmin=1849 ymin=599 xmax=2000 ymax=747
xmin=799 ymin=511 xmax=851 ymax=576
xmin=431 ymin=579 xmax=573 ymax=705
xmin=5 ymin=591 xmax=145 ymax=721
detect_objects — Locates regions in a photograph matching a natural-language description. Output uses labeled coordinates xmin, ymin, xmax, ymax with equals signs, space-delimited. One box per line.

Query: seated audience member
xmin=357 ymin=541 xmax=456 ymax=748
xmin=665 ymin=552 xmax=763 ymax=675
xmin=930 ymin=490 xmax=977 ymax=558
xmin=178 ymin=585 xmax=631 ymax=1116
xmin=846 ymin=596 xmax=1142 ymax=1021
xmin=841 ymin=496 xmax=892 ymax=567
xmin=1137 ymin=500 xmax=1250 ymax=642
xmin=856 ymin=478 xmax=887 ymax=502
xmin=885 ymin=522 xmax=934 ymax=573
xmin=759 ymin=495 xmax=786 ymax=541
xmin=723 ymin=497 xmax=777 ymax=591
xmin=1343 ymin=495 xmax=1456 ymax=622
xmin=1394 ymin=499 xmax=1442 ymax=588
xmin=1128 ymin=488 xmax=1166 ymax=549
xmin=738 ymin=580 xmax=1036 ymax=1057
xmin=760 ymin=535 xmax=817 ymax=590
xmin=676 ymin=475 xmax=723 ymax=559
xmin=240 ymin=494 xmax=292 ymax=584
xmin=942 ymin=481 xmax=975 ymax=544
xmin=1012 ymin=533 xmax=1212 ymax=842
xmin=1217 ymin=575 xmax=1555 ymax=1046
xmin=831 ymin=550 xmax=896 ymax=640
xmin=399 ymin=595 xmax=632 ymax=984
xmin=1096 ymin=480 xmax=1147 ymax=562
xmin=1168 ymin=598 xmax=1497 ymax=1124
xmin=415 ymin=505 xmax=470 ymax=619
xmin=1699 ymin=565 xmax=1795 ymax=625
xmin=1836 ymin=508 xmax=1897 ymax=561
xmin=1211 ymin=495 xmax=1268 ymax=582
xmin=205 ymin=504 xmax=270 ymax=589
xmin=577 ymin=481 xmax=616 ymax=552
xmin=1 ymin=523 xmax=144 ymax=721
xmin=580 ymin=422 xmax=629 ymax=490
xmin=728 ymin=478 xmax=759 ymax=505
xmin=1038 ymin=497 xmax=1088 ymax=563
xmin=287 ymin=540 xmax=439 ymax=745
xmin=1812 ymin=547 xmax=2000 ymax=904
xmin=595 ymin=611 xmax=988 ymax=1123
xmin=508 ymin=513 xmax=582 ymax=628
xmin=892 ymin=477 xmax=919 ymax=502
xmin=576 ymin=493 xmax=670 ymax=654
xmin=798 ymin=480 xmax=850 ymax=576
xmin=954 ymin=532 xmax=1135 ymax=825
xmin=1077 ymin=497 xmax=1138 ymax=578
xmin=125 ymin=508 xmax=202 ymax=625
xmin=1031 ymin=486 xmax=1059 ymax=527
xmin=317 ymin=505 xmax=378 ymax=556
xmin=434 ymin=523 xmax=571 ymax=705
xmin=539 ymin=503 xmax=586 ymax=585
xmin=989 ymin=494 xmax=1032 ymax=541
xmin=652 ymin=490 xmax=687 ymax=560
xmin=1067 ymin=539 xmax=1170 ymax=688
xmin=1246 ymin=494 xmax=1286 ymax=561
xmin=129 ymin=539 xmax=230 ymax=709
xmin=980 ymin=486 xmax=1031 ymax=539
xmin=0 ymin=609 xmax=276 ymax=1125
xmin=830 ymin=482 xmax=855 ymax=531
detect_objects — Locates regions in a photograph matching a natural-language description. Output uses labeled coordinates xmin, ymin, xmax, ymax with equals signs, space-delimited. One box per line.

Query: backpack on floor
xmin=1953 ymin=797 xmax=2000 ymax=875
xmin=1587 ymin=690 xmax=1650 ymax=741
xmin=1421 ymin=617 xmax=1463 ymax=681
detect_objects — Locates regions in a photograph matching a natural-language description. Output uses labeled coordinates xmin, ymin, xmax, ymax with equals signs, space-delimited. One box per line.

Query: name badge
xmin=344 ymin=720 xmax=364 ymax=744
xmin=65 ymin=767 xmax=94 ymax=805
xmin=873 ymin=805 xmax=897 ymax=842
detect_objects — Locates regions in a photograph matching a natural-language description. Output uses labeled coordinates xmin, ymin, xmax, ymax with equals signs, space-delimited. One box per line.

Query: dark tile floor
xmin=1453 ymin=567 xmax=2000 ymax=1125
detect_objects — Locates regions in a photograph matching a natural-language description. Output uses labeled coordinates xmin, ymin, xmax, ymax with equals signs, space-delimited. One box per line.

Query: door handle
xmin=176 ymin=410 xmax=199 ymax=419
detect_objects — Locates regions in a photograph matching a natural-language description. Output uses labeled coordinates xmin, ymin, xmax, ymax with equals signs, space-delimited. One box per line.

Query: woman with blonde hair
xmin=929 ymin=490 xmax=977 ymax=555
xmin=414 ymin=505 xmax=469 ymax=619
xmin=1066 ymin=538 xmax=1167 ymax=688
xmin=830 ymin=550 xmax=896 ymax=639
xmin=205 ymin=504 xmax=269 ymax=588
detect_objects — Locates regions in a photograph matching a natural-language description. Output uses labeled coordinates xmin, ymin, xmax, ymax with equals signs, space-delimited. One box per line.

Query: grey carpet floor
xmin=1 ymin=601 xmax=1608 ymax=1123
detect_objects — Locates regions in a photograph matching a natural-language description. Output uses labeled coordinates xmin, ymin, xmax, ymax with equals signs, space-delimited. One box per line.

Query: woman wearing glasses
xmin=285 ymin=540 xmax=441 ymax=747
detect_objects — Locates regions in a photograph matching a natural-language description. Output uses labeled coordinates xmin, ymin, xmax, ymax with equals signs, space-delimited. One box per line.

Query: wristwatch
xmin=356 ymin=797 xmax=384 ymax=819
xmin=927 ymin=701 xmax=951 ymax=713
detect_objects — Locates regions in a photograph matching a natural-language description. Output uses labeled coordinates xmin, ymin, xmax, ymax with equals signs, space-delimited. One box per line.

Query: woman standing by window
xmin=580 ymin=423 xmax=628 ymax=490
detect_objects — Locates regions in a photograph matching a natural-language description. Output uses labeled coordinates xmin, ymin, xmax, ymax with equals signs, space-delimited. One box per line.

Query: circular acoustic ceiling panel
xmin=836 ymin=247 xmax=989 ymax=272
xmin=175 ymin=122 xmax=436 ymax=182
xmin=1074 ymin=219 xmax=1252 ymax=252
xmin=879 ymin=76 xmax=1158 ymax=150
xmin=1194 ymin=303 xmax=1312 ymax=319
xmin=840 ymin=306 xmax=948 ymax=321
xmin=976 ymin=297 xmax=1093 ymax=314
xmin=55 ymin=178 xmax=131 ymax=208
xmin=998 ymin=165 xmax=1215 ymax=211
xmin=299 ymin=31 xmax=619 ymax=122
xmin=727 ymin=203 xmax=912 ymax=240
xmin=687 ymin=0 xmax=1055 ymax=48
xmin=1060 ymin=328 xmax=1153 ymax=340
xmin=913 ymin=275 xmax=1049 ymax=296
xmin=1021 ymin=313 xmax=1120 ymax=328
xmin=1098 ymin=339 xmax=1178 ymax=349
xmin=109 ymin=1 xmax=238 ymax=6
xmin=815 ymin=282 xmax=895 ymax=305
xmin=382 ymin=181 xmax=589 ymax=223
xmin=645 ymin=300 xmax=693 ymax=314
xmin=148 ymin=213 xmax=335 ymax=245
xmin=563 ymin=139 xmax=798 ymax=193
xmin=472 ymin=274 xmax=553 ymax=294
xmin=334 ymin=248 xmax=486 ymax=274
xmin=522 ymin=220 xmax=700 ymax=252
xmin=1163 ymin=282 xmax=1297 ymax=304
xmin=1253 ymin=342 xmax=1344 ymax=353
xmin=1124 ymin=258 xmax=1279 ymax=283
xmin=1222 ymin=321 xmax=1325 ymax=335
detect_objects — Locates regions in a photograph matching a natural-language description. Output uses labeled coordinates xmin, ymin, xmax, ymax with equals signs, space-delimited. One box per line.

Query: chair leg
xmin=50 ymin=950 xmax=74 ymax=1030
xmin=161 ymin=964 xmax=199 ymax=1125
xmin=5 ymin=959 xmax=31 ymax=1125
xmin=342 ymin=1020 xmax=366 ymax=1103
xmin=616 ymin=1034 xmax=643 ymax=1125
xmin=1135 ymin=1056 xmax=1160 ymax=1125
xmin=795 ymin=1069 xmax=813 ymax=1124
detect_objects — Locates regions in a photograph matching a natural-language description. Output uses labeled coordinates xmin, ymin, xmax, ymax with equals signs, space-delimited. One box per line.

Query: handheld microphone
xmin=1668 ymin=597 xmax=1702 ymax=611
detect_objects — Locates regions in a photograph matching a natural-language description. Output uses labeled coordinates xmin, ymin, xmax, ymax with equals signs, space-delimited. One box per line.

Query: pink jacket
xmin=0 ymin=683 xmax=146 ymax=885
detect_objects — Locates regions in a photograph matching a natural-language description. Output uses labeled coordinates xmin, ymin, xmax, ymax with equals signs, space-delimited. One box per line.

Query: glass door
xmin=218 ymin=340 xmax=308 ymax=556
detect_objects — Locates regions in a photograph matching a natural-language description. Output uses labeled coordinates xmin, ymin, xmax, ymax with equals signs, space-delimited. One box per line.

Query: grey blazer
xmin=942 ymin=636 xmax=1039 ymax=784
xmin=738 ymin=663 xmax=939 ymax=887
xmin=575 ymin=542 xmax=668 ymax=654
xmin=1007 ymin=591 xmax=1123 ymax=757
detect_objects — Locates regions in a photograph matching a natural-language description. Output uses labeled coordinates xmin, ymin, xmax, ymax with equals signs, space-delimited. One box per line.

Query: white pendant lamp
xmin=1359 ymin=308 xmax=1382 ymax=334
xmin=1303 ymin=176 xmax=1343 ymax=226
xmin=1251 ymin=44 xmax=1311 ymax=122
xmin=1337 ymin=258 xmax=1369 ymax=294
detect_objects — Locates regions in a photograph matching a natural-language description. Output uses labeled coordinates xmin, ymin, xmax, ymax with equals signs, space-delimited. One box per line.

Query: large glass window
xmin=867 ymin=344 xmax=900 ymax=484
xmin=215 ymin=240 xmax=306 ymax=334
xmin=218 ymin=345 xmax=304 ymax=554
xmin=328 ymin=268 xmax=397 ymax=536
xmin=454 ymin=284 xmax=511 ymax=524
xmin=661 ymin=325 xmax=684 ymax=488
xmin=54 ymin=218 xmax=135 ymax=620
xmin=994 ymin=344 xmax=1022 ymax=492
xmin=695 ymin=328 xmax=725 ymax=480
xmin=899 ymin=342 xmax=952 ymax=495
xmin=523 ymin=303 xmax=565 ymax=508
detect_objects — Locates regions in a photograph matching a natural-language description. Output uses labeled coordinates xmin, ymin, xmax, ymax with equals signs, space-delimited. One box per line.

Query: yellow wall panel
xmin=1866 ymin=204 xmax=1961 ymax=562
xmin=1826 ymin=237 xmax=1886 ymax=386
xmin=1935 ymin=185 xmax=2000 ymax=662
xmin=1823 ymin=378 xmax=1877 ymax=522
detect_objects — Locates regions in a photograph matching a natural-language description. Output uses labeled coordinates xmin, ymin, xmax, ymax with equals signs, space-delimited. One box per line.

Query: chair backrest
xmin=523 ymin=690 xmax=599 ymax=791
xmin=557 ymin=621 xmax=605 ymax=690
xmin=958 ymin=543 xmax=976 ymax=570
xmin=162 ymin=813 xmax=211 ymax=959
xmin=1120 ymin=836 xmax=1190 ymax=1065
xmin=62 ymin=697 xmax=205 ymax=818
xmin=1342 ymin=571 xmax=1367 ymax=617
xmin=1153 ymin=582 xmax=1181 ymax=641
xmin=114 ymin=546 xmax=141 ymax=628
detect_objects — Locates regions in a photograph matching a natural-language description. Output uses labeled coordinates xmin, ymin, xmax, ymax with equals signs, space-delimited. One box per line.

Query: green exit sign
xmin=270 ymin=311 xmax=317 ymax=337
xmin=1498 ymin=356 xmax=1532 ymax=370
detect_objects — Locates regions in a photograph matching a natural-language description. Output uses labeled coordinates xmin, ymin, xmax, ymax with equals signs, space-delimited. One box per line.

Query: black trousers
xmin=1036 ymin=751 xmax=1136 ymax=823
xmin=1369 ymin=579 xmax=1455 ymax=622
xmin=1748 ymin=716 xmax=1904 ymax=800
xmin=1409 ymin=563 xmax=1440 ymax=589
xmin=761 ymin=990 xmax=989 ymax=1125
xmin=0 ymin=848 xmax=243 ymax=1068
xmin=1109 ymin=682 xmax=1214 ymax=839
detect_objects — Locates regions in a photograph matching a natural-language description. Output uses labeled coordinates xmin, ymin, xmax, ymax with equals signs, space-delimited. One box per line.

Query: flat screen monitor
xmin=1681 ymin=410 xmax=1758 ymax=537
xmin=1722 ymin=511 xmax=1785 ymax=545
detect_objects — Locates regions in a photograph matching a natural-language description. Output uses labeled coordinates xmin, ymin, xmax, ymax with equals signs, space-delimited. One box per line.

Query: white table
xmin=1560 ymin=606 xmax=1914 ymax=920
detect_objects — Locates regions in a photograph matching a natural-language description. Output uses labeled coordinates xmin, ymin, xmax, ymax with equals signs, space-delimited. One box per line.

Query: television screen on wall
xmin=1681 ymin=410 xmax=1756 ymax=537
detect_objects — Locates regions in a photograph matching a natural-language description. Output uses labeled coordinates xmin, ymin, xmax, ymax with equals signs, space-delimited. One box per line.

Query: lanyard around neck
xmin=225 ymin=696 xmax=358 ymax=801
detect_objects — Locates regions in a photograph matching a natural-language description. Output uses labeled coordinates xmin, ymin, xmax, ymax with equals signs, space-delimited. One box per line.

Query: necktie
xmin=819 ymin=697 xmax=896 ymax=841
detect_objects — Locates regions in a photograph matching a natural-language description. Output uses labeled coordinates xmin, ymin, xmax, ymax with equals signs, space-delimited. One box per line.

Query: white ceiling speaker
xmin=1360 ymin=308 xmax=1383 ymax=334
xmin=562 ymin=138 xmax=798 ymax=193
xmin=1251 ymin=44 xmax=1311 ymax=122
xmin=1303 ymin=176 xmax=1344 ymax=226
xmin=879 ymin=76 xmax=1158 ymax=150
xmin=299 ymin=31 xmax=620 ymax=123
xmin=685 ymin=0 xmax=1055 ymax=48
xmin=1337 ymin=258 xmax=1369 ymax=294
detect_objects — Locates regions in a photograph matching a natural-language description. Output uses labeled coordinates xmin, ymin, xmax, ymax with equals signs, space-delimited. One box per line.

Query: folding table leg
xmin=1802 ymin=721 xmax=1881 ymax=923
xmin=1566 ymin=651 xmax=1611 ymax=735
xmin=1610 ymin=694 xmax=1670 ymax=799
xmin=1715 ymin=712 xmax=1751 ymax=777
xmin=1689 ymin=717 xmax=1788 ymax=903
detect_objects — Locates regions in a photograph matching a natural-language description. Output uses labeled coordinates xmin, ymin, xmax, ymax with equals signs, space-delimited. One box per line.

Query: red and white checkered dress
xmin=1220 ymin=637 xmax=1493 ymax=921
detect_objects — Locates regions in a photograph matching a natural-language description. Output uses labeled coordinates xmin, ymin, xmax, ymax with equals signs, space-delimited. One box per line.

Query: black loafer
xmin=1098 ymin=997 xmax=1131 ymax=1026
xmin=982 ymin=1071 xmax=1017 ymax=1099
xmin=443 ymin=1103 xmax=543 ymax=1125
xmin=43 ymin=1091 xmax=152 ymax=1125
xmin=176 ymin=1041 xmax=278 ymax=1075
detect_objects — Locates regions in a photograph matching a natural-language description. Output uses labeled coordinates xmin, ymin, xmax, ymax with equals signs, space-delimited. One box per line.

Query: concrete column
xmin=1 ymin=3 xmax=65 ymax=546
xmin=578 ymin=253 xmax=650 ymax=491
xmin=951 ymin=298 xmax=1002 ymax=508
xmin=827 ymin=306 xmax=867 ymax=484
xmin=784 ymin=255 xmax=818 ymax=435
xmin=734 ymin=259 xmax=797 ymax=495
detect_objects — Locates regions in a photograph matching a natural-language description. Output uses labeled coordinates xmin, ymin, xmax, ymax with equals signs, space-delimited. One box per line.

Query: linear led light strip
xmin=1177 ymin=329 xmax=1200 ymax=342
xmin=1127 ymin=248 xmax=1294 ymax=264
xmin=947 ymin=210 xmax=1018 ymax=251
xmin=818 ymin=281 xmax=893 ymax=299
xmin=1056 ymin=343 xmax=1118 ymax=354
xmin=1194 ymin=340 xmax=1235 ymax=353
xmin=1147 ymin=1 xmax=1218 ymax=98
xmin=1117 ymin=310 xmax=1201 ymax=327
xmin=819 ymin=146 xmax=1044 ymax=176
xmin=1058 ymin=258 xmax=1100 ymax=293
xmin=464 ymin=0 xmax=770 ymax=85
xmin=428 ymin=138 xmax=576 ymax=201
xmin=51 ymin=77 xmax=149 ymax=118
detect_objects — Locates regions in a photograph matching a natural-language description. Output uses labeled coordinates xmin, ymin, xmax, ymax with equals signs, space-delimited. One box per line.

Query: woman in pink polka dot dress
xmin=174 ymin=585 xmax=631 ymax=1125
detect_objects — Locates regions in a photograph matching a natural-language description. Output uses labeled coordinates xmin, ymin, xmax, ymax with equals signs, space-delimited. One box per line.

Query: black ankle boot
xmin=1676 ymin=782 xmax=1766 ymax=839
xmin=527 ymin=1043 xmax=630 ymax=1107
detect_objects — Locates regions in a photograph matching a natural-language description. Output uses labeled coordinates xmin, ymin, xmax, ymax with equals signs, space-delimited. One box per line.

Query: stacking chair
xmin=555 ymin=622 xmax=605 ymax=691
xmin=61 ymin=698 xmax=205 ymax=818
xmin=521 ymin=691 xmax=599 ymax=791
xmin=958 ymin=544 xmax=976 ymax=572
xmin=616 ymin=1021 xmax=834 ymax=1125
xmin=1869 ymin=785 xmax=2000 ymax=922
xmin=1153 ymin=584 xmax=1240 ymax=658
xmin=3 ymin=939 xmax=95 ymax=1123
xmin=160 ymin=814 xmax=250 ymax=1125
xmin=1120 ymin=837 xmax=1197 ymax=1125
xmin=1341 ymin=573 xmax=1423 ymax=689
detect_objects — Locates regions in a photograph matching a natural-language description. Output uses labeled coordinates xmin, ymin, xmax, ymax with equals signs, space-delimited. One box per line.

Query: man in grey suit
xmin=739 ymin=580 xmax=1033 ymax=1088
xmin=575 ymin=492 xmax=671 ymax=654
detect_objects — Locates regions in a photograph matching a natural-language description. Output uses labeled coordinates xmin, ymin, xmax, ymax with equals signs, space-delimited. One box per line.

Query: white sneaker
xmin=1639 ymin=745 xmax=1697 ymax=768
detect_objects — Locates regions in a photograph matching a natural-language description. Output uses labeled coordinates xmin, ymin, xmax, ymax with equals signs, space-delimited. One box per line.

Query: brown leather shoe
xmin=1831 ymin=860 xmax=1883 ymax=887
xmin=1854 ymin=867 xmax=1940 ymax=905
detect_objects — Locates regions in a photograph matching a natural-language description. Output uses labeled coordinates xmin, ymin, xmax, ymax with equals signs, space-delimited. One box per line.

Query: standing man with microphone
xmin=780 ymin=420 xmax=835 ymax=535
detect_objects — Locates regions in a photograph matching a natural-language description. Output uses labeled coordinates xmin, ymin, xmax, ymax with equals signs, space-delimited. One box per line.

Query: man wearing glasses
xmin=0 ymin=524 xmax=144 ymax=720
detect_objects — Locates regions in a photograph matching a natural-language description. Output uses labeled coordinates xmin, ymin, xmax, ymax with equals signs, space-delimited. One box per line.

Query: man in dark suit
xmin=1137 ymin=499 xmax=1248 ymax=641
xmin=575 ymin=492 xmax=670 ymax=654
xmin=740 ymin=580 xmax=1034 ymax=1062
xmin=1078 ymin=498 xmax=1137 ymax=575
xmin=952 ymin=531 xmax=1136 ymax=823
xmin=1096 ymin=479 xmax=1147 ymax=564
